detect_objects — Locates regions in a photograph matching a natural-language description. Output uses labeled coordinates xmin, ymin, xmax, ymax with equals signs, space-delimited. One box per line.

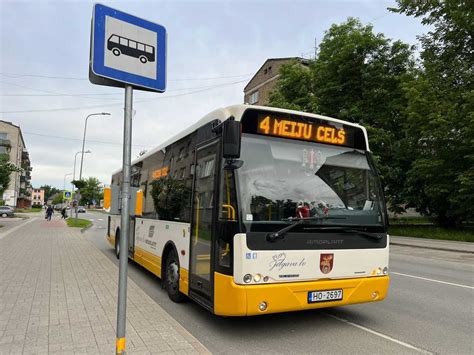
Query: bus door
xmin=189 ymin=139 xmax=219 ymax=307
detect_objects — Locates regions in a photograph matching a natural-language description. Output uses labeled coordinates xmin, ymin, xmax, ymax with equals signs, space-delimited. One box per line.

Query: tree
xmin=80 ymin=177 xmax=103 ymax=206
xmin=40 ymin=185 xmax=61 ymax=202
xmin=0 ymin=155 xmax=22 ymax=199
xmin=52 ymin=193 xmax=63 ymax=205
xmin=269 ymin=18 xmax=415 ymax=214
xmin=391 ymin=0 xmax=474 ymax=225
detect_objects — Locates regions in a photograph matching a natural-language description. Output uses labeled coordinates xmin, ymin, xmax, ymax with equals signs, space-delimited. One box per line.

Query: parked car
xmin=77 ymin=206 xmax=86 ymax=213
xmin=0 ymin=206 xmax=14 ymax=217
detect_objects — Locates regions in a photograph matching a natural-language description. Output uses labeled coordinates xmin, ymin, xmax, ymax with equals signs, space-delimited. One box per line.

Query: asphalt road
xmin=83 ymin=211 xmax=474 ymax=354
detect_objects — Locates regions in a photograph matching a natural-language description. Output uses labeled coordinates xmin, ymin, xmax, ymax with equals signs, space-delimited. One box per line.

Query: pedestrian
xmin=46 ymin=205 xmax=54 ymax=221
xmin=61 ymin=207 xmax=67 ymax=219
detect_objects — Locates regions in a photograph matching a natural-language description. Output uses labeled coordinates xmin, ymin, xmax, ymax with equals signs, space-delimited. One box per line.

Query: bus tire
xmin=165 ymin=249 xmax=185 ymax=302
xmin=112 ymin=48 xmax=121 ymax=56
xmin=114 ymin=229 xmax=120 ymax=259
xmin=139 ymin=55 xmax=147 ymax=64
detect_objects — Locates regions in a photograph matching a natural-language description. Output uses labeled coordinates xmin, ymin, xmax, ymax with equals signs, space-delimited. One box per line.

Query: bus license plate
xmin=308 ymin=289 xmax=343 ymax=303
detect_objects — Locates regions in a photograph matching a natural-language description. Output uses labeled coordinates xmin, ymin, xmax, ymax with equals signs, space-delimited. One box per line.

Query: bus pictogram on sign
xmin=107 ymin=34 xmax=155 ymax=64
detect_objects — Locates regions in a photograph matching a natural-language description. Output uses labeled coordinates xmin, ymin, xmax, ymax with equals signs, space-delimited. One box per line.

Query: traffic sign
xmin=90 ymin=4 xmax=167 ymax=92
xmin=63 ymin=190 xmax=72 ymax=200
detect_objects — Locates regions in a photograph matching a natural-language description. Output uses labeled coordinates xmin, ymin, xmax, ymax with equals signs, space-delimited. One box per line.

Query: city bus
xmin=105 ymin=104 xmax=390 ymax=316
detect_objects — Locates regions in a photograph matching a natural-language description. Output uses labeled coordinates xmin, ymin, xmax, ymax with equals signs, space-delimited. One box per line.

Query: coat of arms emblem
xmin=320 ymin=253 xmax=334 ymax=274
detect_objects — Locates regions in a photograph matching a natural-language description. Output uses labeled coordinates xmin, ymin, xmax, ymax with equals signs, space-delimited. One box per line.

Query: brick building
xmin=243 ymin=57 xmax=310 ymax=106
xmin=0 ymin=121 xmax=32 ymax=208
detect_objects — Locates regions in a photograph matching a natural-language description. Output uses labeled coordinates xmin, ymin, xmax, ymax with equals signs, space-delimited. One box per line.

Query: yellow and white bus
xmin=106 ymin=104 xmax=390 ymax=316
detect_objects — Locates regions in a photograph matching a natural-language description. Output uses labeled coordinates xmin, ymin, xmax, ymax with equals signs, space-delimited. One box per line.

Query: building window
xmin=249 ymin=91 xmax=259 ymax=104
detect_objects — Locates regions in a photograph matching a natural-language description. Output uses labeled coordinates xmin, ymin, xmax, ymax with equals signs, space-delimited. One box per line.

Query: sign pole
xmin=116 ymin=84 xmax=133 ymax=354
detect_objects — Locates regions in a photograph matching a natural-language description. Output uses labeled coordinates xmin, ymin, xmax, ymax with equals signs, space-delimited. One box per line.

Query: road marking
xmin=0 ymin=218 xmax=37 ymax=240
xmin=391 ymin=271 xmax=474 ymax=290
xmin=326 ymin=313 xmax=433 ymax=354
xmin=89 ymin=219 xmax=95 ymax=221
xmin=98 ymin=218 xmax=104 ymax=221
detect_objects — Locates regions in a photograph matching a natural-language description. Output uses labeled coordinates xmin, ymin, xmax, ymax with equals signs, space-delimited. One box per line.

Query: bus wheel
xmin=139 ymin=55 xmax=147 ymax=64
xmin=114 ymin=229 xmax=120 ymax=259
xmin=112 ymin=48 xmax=121 ymax=56
xmin=165 ymin=249 xmax=185 ymax=302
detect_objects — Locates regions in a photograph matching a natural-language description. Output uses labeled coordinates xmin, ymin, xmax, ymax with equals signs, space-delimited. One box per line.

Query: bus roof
xmin=111 ymin=104 xmax=369 ymax=176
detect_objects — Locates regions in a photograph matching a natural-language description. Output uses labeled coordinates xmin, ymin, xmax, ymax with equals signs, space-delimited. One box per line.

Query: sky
xmin=0 ymin=0 xmax=428 ymax=190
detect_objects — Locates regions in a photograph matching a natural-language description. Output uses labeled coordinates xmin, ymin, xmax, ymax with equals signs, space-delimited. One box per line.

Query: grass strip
xmin=66 ymin=218 xmax=92 ymax=229
xmin=389 ymin=225 xmax=474 ymax=243
xmin=15 ymin=208 xmax=43 ymax=213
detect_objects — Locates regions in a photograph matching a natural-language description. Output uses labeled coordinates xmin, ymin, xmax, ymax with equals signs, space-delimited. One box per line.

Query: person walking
xmin=61 ymin=207 xmax=67 ymax=219
xmin=46 ymin=205 xmax=54 ymax=221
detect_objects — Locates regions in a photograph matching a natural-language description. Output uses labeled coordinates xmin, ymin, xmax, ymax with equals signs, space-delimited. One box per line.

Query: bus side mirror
xmin=222 ymin=119 xmax=241 ymax=159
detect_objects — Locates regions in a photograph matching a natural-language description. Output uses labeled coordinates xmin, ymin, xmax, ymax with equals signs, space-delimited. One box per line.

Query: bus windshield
xmin=237 ymin=135 xmax=386 ymax=229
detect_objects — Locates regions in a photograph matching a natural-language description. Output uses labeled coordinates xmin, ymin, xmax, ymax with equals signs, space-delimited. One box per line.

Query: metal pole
xmin=77 ymin=116 xmax=90 ymax=219
xmin=116 ymin=85 xmax=132 ymax=355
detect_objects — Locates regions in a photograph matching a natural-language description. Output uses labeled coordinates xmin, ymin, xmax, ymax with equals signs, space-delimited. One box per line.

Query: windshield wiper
xmin=304 ymin=227 xmax=383 ymax=241
xmin=266 ymin=216 xmax=346 ymax=242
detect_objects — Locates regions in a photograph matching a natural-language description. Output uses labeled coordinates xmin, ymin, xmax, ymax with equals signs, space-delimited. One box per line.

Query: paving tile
xmin=0 ymin=218 xmax=209 ymax=355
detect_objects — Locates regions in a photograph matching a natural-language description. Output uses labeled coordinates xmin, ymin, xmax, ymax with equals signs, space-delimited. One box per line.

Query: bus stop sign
xmin=90 ymin=4 xmax=166 ymax=92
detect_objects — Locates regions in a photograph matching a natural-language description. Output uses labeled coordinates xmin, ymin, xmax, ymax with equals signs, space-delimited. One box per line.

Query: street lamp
xmin=76 ymin=112 xmax=110 ymax=218
xmin=79 ymin=112 xmax=110 ymax=181
xmin=73 ymin=150 xmax=91 ymax=184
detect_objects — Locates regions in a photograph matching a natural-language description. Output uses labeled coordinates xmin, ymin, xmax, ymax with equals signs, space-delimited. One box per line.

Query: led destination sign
xmin=258 ymin=115 xmax=346 ymax=145
xmin=240 ymin=110 xmax=367 ymax=150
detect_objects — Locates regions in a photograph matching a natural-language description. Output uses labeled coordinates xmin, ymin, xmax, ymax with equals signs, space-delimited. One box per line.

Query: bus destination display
xmin=258 ymin=115 xmax=346 ymax=145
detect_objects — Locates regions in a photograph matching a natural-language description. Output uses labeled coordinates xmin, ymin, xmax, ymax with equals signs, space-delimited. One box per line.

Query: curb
xmin=80 ymin=222 xmax=94 ymax=233
xmin=390 ymin=241 xmax=474 ymax=254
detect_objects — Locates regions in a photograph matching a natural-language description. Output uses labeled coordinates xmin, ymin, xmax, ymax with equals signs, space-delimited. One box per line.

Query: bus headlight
xmin=383 ymin=267 xmax=388 ymax=275
xmin=253 ymin=273 xmax=262 ymax=282
xmin=243 ymin=274 xmax=252 ymax=283
xmin=258 ymin=301 xmax=268 ymax=311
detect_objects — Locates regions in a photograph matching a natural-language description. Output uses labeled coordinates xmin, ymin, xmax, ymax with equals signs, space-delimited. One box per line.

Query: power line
xmin=0 ymin=78 xmax=251 ymax=98
xmin=0 ymin=78 xmax=249 ymax=114
xmin=0 ymin=72 xmax=253 ymax=82
xmin=23 ymin=131 xmax=149 ymax=148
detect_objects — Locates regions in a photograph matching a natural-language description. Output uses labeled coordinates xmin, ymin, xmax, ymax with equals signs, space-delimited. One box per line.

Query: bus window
xmin=109 ymin=35 xmax=119 ymax=44
xmin=145 ymin=45 xmax=153 ymax=54
xmin=137 ymin=43 xmax=145 ymax=51
xmin=129 ymin=40 xmax=137 ymax=49
xmin=218 ymin=168 xmax=238 ymax=269
xmin=120 ymin=37 xmax=128 ymax=46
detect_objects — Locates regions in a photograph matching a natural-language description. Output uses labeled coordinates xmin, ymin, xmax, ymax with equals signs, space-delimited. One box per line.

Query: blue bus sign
xmin=90 ymin=4 xmax=166 ymax=92
xmin=63 ymin=190 xmax=72 ymax=200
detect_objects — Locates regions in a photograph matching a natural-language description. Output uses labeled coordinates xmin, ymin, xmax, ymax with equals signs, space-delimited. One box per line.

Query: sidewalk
xmin=0 ymin=217 xmax=210 ymax=354
xmin=390 ymin=235 xmax=474 ymax=254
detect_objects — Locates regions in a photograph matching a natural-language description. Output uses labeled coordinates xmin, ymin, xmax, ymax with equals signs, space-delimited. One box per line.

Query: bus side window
xmin=220 ymin=169 xmax=237 ymax=221
xmin=218 ymin=168 xmax=238 ymax=269
xmin=110 ymin=35 xmax=119 ymax=43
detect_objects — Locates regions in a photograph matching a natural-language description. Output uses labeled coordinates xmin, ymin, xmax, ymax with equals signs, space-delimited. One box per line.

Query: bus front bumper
xmin=214 ymin=273 xmax=389 ymax=316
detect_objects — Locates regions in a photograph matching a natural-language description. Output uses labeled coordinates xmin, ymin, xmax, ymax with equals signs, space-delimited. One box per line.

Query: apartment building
xmin=243 ymin=57 xmax=310 ymax=106
xmin=0 ymin=121 xmax=32 ymax=208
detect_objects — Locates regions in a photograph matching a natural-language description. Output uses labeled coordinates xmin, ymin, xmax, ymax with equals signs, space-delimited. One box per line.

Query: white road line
xmin=326 ymin=313 xmax=433 ymax=354
xmin=391 ymin=271 xmax=474 ymax=290
xmin=0 ymin=217 xmax=37 ymax=240
xmin=98 ymin=218 xmax=104 ymax=221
